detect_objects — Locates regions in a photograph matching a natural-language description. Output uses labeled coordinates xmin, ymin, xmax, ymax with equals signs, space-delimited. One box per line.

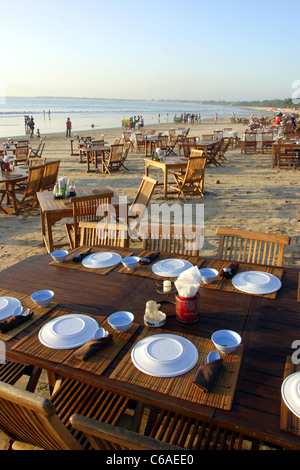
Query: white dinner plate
xmin=38 ymin=314 xmax=99 ymax=349
xmin=281 ymin=372 xmax=300 ymax=418
xmin=231 ymin=271 xmax=281 ymax=295
xmin=82 ymin=251 xmax=122 ymax=269
xmin=152 ymin=259 xmax=193 ymax=278
xmin=131 ymin=333 xmax=199 ymax=377
xmin=0 ymin=297 xmax=22 ymax=321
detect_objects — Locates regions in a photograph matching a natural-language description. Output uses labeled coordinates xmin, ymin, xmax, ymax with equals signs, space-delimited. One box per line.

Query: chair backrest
xmin=214 ymin=130 xmax=223 ymax=140
xmin=277 ymin=141 xmax=295 ymax=169
xmin=79 ymin=221 xmax=128 ymax=247
xmin=40 ymin=160 xmax=60 ymax=191
xmin=141 ymin=224 xmax=203 ymax=256
xmin=14 ymin=146 xmax=29 ymax=163
xmin=70 ymin=414 xmax=181 ymax=451
xmin=71 ymin=191 xmax=114 ymax=247
xmin=129 ymin=176 xmax=158 ymax=218
xmin=201 ymin=134 xmax=214 ymax=141
xmin=28 ymin=157 xmax=46 ymax=166
xmin=0 ymin=381 xmax=83 ymax=450
xmin=24 ymin=165 xmax=45 ymax=198
xmin=109 ymin=144 xmax=123 ymax=162
xmin=216 ymin=227 xmax=290 ymax=267
xmin=181 ymin=153 xmax=207 ymax=185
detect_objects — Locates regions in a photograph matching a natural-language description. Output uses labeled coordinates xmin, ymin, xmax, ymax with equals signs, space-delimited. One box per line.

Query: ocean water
xmin=0 ymin=97 xmax=268 ymax=138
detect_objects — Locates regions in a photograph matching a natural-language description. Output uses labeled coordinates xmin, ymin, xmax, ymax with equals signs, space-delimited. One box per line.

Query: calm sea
xmin=0 ymin=97 xmax=268 ymax=138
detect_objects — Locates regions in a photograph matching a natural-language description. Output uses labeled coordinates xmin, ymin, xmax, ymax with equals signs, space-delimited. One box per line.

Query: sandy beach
xmin=1 ymin=118 xmax=300 ymax=272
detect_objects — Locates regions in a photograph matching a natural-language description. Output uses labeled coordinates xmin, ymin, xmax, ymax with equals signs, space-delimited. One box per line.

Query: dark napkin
xmin=0 ymin=312 xmax=33 ymax=334
xmin=72 ymin=248 xmax=92 ymax=263
xmin=193 ymin=358 xmax=223 ymax=393
xmin=139 ymin=251 xmax=160 ymax=265
xmin=74 ymin=333 xmax=113 ymax=361
xmin=220 ymin=263 xmax=239 ymax=279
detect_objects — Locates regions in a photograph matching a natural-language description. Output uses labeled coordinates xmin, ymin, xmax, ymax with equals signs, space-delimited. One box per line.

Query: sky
xmin=0 ymin=0 xmax=300 ymax=102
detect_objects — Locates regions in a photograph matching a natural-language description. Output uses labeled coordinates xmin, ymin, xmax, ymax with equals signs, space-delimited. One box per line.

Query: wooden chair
xmin=277 ymin=141 xmax=296 ymax=169
xmin=27 ymin=157 xmax=46 ymax=166
xmin=261 ymin=132 xmax=274 ymax=153
xmin=69 ymin=414 xmax=181 ymax=450
xmin=170 ymin=151 xmax=207 ymax=201
xmin=14 ymin=146 xmax=30 ymax=165
xmin=135 ymin=133 xmax=145 ymax=152
xmin=141 ymin=224 xmax=203 ymax=256
xmin=142 ymin=408 xmax=260 ymax=450
xmin=127 ymin=175 xmax=157 ymax=223
xmin=102 ymin=144 xmax=124 ymax=174
xmin=0 ymin=378 xmax=131 ymax=450
xmin=122 ymin=132 xmax=132 ymax=151
xmin=39 ymin=160 xmax=60 ymax=191
xmin=29 ymin=140 xmax=45 ymax=158
xmin=119 ymin=142 xmax=130 ymax=172
xmin=206 ymin=140 xmax=223 ymax=166
xmin=216 ymin=227 xmax=290 ymax=267
xmin=13 ymin=165 xmax=44 ymax=214
xmin=241 ymin=133 xmax=257 ymax=153
xmin=0 ymin=362 xmax=41 ymax=392
xmin=79 ymin=221 xmax=128 ymax=248
xmin=214 ymin=130 xmax=223 ymax=141
xmin=65 ymin=191 xmax=114 ymax=249
xmin=217 ymin=138 xmax=232 ymax=162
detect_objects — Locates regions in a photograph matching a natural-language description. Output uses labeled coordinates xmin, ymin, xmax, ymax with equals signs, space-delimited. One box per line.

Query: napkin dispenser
xmin=174 ymin=266 xmax=201 ymax=323
xmin=175 ymin=293 xmax=199 ymax=323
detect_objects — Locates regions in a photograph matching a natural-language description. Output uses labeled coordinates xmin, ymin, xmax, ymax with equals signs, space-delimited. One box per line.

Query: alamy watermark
xmin=95 ymin=200 xmax=204 ymax=249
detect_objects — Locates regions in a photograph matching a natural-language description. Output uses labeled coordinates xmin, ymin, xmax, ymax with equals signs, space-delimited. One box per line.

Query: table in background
xmin=0 ymin=168 xmax=28 ymax=214
xmin=271 ymin=140 xmax=300 ymax=168
xmin=144 ymin=156 xmax=188 ymax=198
xmin=2 ymin=251 xmax=300 ymax=449
xmin=36 ymin=187 xmax=125 ymax=253
xmin=178 ymin=139 xmax=219 ymax=156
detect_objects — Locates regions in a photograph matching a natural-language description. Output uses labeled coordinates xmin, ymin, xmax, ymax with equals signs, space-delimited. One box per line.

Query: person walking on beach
xmin=28 ymin=116 xmax=35 ymax=137
xmin=215 ymin=112 xmax=218 ymax=123
xmin=66 ymin=117 xmax=72 ymax=137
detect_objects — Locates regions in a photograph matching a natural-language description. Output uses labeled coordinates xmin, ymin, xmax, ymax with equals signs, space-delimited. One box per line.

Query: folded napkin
xmin=139 ymin=252 xmax=160 ymax=265
xmin=74 ymin=333 xmax=113 ymax=361
xmin=0 ymin=312 xmax=33 ymax=334
xmin=193 ymin=358 xmax=223 ymax=393
xmin=174 ymin=266 xmax=202 ymax=297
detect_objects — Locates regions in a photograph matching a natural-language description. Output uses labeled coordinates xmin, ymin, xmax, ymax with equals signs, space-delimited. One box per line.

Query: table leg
xmin=163 ymin=167 xmax=168 ymax=199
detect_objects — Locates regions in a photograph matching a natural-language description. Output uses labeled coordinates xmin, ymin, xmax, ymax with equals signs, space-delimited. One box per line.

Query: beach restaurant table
xmin=36 ymin=187 xmax=126 ymax=253
xmin=0 ymin=168 xmax=28 ymax=214
xmin=271 ymin=140 xmax=300 ymax=169
xmin=144 ymin=156 xmax=188 ymax=199
xmin=1 ymin=249 xmax=300 ymax=450
xmin=178 ymin=139 xmax=219 ymax=157
xmin=85 ymin=146 xmax=111 ymax=173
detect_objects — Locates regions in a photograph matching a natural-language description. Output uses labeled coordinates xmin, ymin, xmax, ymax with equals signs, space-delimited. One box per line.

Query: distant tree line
xmin=201 ymin=98 xmax=298 ymax=109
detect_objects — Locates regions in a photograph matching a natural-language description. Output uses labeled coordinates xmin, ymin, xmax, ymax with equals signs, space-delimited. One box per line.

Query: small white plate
xmin=152 ymin=259 xmax=193 ymax=278
xmin=82 ymin=251 xmax=122 ymax=269
xmin=232 ymin=271 xmax=281 ymax=295
xmin=281 ymin=372 xmax=300 ymax=418
xmin=0 ymin=297 xmax=22 ymax=321
xmin=131 ymin=333 xmax=198 ymax=377
xmin=39 ymin=314 xmax=99 ymax=349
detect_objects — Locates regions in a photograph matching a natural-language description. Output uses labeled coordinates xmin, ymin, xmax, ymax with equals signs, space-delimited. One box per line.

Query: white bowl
xmin=211 ymin=329 xmax=241 ymax=354
xmin=31 ymin=290 xmax=54 ymax=308
xmin=51 ymin=250 xmax=69 ymax=263
xmin=108 ymin=311 xmax=134 ymax=332
xmin=200 ymin=268 xmax=219 ymax=284
xmin=121 ymin=256 xmax=140 ymax=270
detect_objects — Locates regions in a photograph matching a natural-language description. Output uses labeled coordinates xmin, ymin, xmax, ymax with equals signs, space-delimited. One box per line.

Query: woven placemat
xmin=11 ymin=307 xmax=139 ymax=376
xmin=110 ymin=327 xmax=243 ymax=411
xmin=200 ymin=259 xmax=283 ymax=299
xmin=50 ymin=246 xmax=132 ymax=275
xmin=0 ymin=289 xmax=57 ymax=341
xmin=118 ymin=250 xmax=204 ymax=280
xmin=280 ymin=357 xmax=300 ymax=436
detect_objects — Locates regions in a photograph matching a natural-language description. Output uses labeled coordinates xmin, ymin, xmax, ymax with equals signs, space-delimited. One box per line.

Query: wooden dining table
xmin=178 ymin=140 xmax=219 ymax=157
xmin=0 ymin=168 xmax=28 ymax=214
xmin=85 ymin=146 xmax=111 ymax=173
xmin=144 ymin=156 xmax=188 ymax=199
xmin=1 ymin=247 xmax=300 ymax=450
xmin=271 ymin=140 xmax=300 ymax=168
xmin=36 ymin=187 xmax=128 ymax=253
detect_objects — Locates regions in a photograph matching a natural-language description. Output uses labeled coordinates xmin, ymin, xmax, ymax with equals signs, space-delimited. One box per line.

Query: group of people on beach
xmin=179 ymin=113 xmax=202 ymax=125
